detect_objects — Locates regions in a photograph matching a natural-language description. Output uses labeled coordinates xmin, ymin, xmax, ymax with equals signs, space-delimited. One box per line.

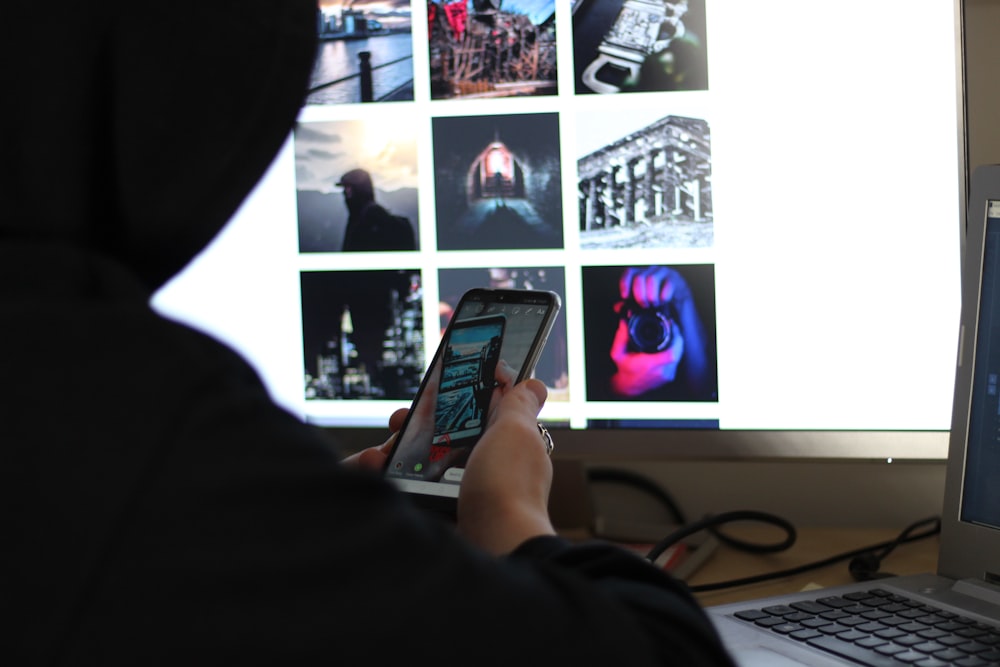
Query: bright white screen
xmin=153 ymin=1 xmax=963 ymax=447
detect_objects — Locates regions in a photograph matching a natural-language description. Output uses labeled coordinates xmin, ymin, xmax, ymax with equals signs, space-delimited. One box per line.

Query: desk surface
xmin=685 ymin=526 xmax=941 ymax=607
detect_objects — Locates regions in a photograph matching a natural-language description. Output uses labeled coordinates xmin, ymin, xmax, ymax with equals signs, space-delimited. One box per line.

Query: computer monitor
xmin=153 ymin=0 xmax=966 ymax=464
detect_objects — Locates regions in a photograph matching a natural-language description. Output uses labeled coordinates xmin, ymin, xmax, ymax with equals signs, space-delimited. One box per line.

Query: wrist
xmin=457 ymin=495 xmax=556 ymax=556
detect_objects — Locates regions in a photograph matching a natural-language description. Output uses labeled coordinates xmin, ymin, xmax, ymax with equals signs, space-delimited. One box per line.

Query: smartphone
xmin=384 ymin=288 xmax=561 ymax=515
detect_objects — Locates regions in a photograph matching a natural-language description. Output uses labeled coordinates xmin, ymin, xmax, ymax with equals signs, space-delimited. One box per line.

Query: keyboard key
xmin=881 ymin=616 xmax=914 ymax=627
xmin=931 ymin=648 xmax=967 ymax=661
xmin=896 ymin=635 xmax=928 ymax=647
xmin=956 ymin=640 xmax=990 ymax=654
xmin=857 ymin=621 xmax=890 ymax=633
xmin=733 ymin=609 xmax=770 ymax=621
xmin=953 ymin=656 xmax=991 ymax=667
xmin=914 ymin=658 xmax=950 ymax=667
xmin=805 ymin=635 xmax=901 ymax=666
xmin=817 ymin=596 xmax=854 ymax=608
xmin=939 ymin=635 xmax=968 ymax=647
xmin=790 ymin=600 xmax=830 ymax=614
xmin=901 ymin=622 xmax=935 ymax=633
xmin=771 ymin=623 xmax=802 ymax=634
xmin=912 ymin=641 xmax=948 ymax=654
xmin=917 ymin=628 xmax=950 ymax=640
xmin=783 ymin=612 xmax=814 ymax=622
xmin=958 ymin=627 xmax=990 ymax=639
xmin=892 ymin=650 xmax=930 ymax=663
xmin=938 ymin=621 xmax=969 ymax=632
xmin=762 ymin=605 xmax=796 ymax=616
xmin=874 ymin=643 xmax=908 ymax=656
xmin=839 ymin=616 xmax=871 ymax=627
xmin=949 ymin=655 xmax=991 ymax=667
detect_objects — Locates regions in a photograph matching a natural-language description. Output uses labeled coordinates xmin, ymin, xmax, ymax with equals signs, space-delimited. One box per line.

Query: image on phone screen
xmin=434 ymin=315 xmax=505 ymax=451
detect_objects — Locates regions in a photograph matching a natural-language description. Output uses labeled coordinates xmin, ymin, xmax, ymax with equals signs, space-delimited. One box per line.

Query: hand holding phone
xmin=384 ymin=288 xmax=561 ymax=514
xmin=455 ymin=375 xmax=556 ymax=554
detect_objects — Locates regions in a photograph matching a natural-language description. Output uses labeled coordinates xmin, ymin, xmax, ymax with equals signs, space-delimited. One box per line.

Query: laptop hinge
xmin=952 ymin=577 xmax=1000 ymax=606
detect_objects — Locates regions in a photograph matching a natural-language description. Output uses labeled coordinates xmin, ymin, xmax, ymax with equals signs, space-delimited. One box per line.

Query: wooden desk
xmin=686 ymin=526 xmax=941 ymax=607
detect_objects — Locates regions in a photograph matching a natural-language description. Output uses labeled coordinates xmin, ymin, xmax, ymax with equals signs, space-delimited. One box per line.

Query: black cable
xmin=583 ymin=468 xmax=942 ymax=593
xmin=646 ymin=510 xmax=797 ymax=565
xmin=663 ymin=514 xmax=942 ymax=593
xmin=847 ymin=515 xmax=942 ymax=581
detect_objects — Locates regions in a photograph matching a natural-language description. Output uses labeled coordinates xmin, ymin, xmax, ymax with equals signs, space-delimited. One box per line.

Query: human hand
xmin=610 ymin=316 xmax=685 ymax=397
xmin=618 ymin=265 xmax=692 ymax=311
xmin=610 ymin=266 xmax=692 ymax=396
xmin=379 ymin=356 xmax=447 ymax=479
xmin=457 ymin=364 xmax=555 ymax=556
xmin=382 ymin=354 xmax=516 ymax=482
xmin=340 ymin=407 xmax=409 ymax=470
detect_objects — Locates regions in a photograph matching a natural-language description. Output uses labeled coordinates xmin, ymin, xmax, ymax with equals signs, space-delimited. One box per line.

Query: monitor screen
xmin=960 ymin=198 xmax=1000 ymax=528
xmin=153 ymin=0 xmax=965 ymax=461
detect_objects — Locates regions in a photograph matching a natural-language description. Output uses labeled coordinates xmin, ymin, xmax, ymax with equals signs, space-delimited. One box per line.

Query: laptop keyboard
xmin=731 ymin=588 xmax=1000 ymax=666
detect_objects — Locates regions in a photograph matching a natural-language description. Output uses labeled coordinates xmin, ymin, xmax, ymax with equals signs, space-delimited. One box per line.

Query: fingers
xmin=388 ymin=407 xmax=408 ymax=433
xmin=514 ymin=376 xmax=547 ymax=412
xmin=619 ymin=267 xmax=640 ymax=301
xmin=494 ymin=358 xmax=516 ymax=388
xmin=341 ymin=407 xmax=409 ymax=470
xmin=620 ymin=266 xmax=681 ymax=309
xmin=495 ymin=376 xmax=546 ymax=420
xmin=356 ymin=445 xmax=389 ymax=470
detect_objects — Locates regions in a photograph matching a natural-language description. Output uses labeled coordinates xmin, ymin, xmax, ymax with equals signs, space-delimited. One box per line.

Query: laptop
xmin=707 ymin=163 xmax=1000 ymax=667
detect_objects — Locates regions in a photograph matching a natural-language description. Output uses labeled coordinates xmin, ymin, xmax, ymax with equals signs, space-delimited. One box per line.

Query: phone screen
xmin=384 ymin=288 xmax=560 ymax=509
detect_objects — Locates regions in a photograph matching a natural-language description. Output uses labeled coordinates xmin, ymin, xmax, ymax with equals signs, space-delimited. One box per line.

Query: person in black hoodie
xmin=1 ymin=2 xmax=736 ymax=665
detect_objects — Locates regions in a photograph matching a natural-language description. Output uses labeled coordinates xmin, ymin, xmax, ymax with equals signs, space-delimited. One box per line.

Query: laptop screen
xmin=961 ymin=199 xmax=1000 ymax=530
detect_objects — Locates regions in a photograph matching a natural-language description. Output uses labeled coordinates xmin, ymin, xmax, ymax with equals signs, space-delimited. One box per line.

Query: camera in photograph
xmin=622 ymin=302 xmax=676 ymax=354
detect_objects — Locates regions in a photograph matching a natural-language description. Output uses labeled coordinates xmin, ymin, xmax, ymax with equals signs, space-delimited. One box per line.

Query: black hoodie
xmin=1 ymin=2 xmax=734 ymax=666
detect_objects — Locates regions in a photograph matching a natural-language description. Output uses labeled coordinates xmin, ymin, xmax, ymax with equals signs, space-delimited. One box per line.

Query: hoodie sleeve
xmin=25 ymin=314 xmax=734 ymax=667
xmin=510 ymin=535 xmax=738 ymax=666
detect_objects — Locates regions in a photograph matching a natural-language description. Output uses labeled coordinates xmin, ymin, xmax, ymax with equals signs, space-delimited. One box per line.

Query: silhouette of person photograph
xmin=438 ymin=266 xmax=570 ymax=401
xmin=337 ymin=168 xmax=416 ymax=251
xmin=301 ymin=269 xmax=424 ymax=400
xmin=432 ymin=112 xmax=564 ymax=250
xmin=295 ymin=119 xmax=419 ymax=252
xmin=582 ymin=264 xmax=718 ymax=402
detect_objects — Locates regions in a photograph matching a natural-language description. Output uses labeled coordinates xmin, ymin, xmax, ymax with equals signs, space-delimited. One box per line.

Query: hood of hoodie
xmin=1 ymin=0 xmax=317 ymax=290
